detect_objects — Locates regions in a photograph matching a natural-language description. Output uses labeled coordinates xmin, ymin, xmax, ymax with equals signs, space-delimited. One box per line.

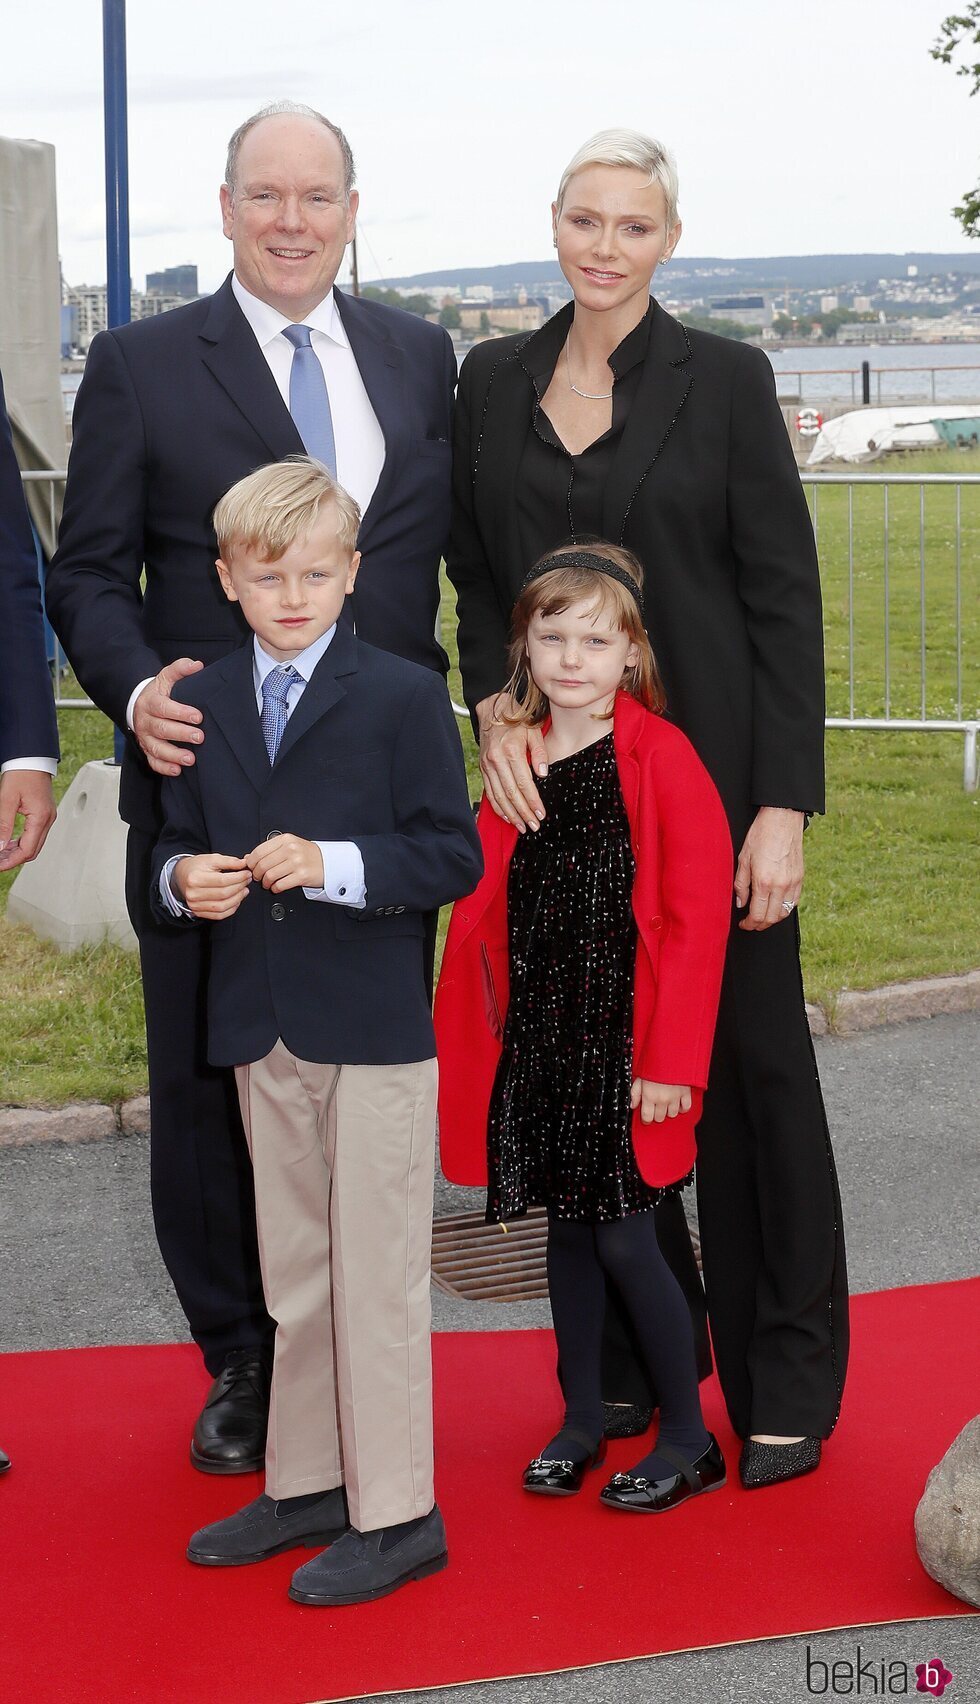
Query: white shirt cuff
xmin=1 ymin=757 xmax=58 ymax=775
xmin=160 ymin=854 xmax=194 ymax=918
xmin=305 ymin=841 xmax=366 ymax=908
xmin=126 ymin=678 xmax=155 ymax=733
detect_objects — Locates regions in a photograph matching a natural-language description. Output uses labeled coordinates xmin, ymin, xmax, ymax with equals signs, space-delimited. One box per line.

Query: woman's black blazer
xmin=447 ymin=299 xmax=825 ymax=840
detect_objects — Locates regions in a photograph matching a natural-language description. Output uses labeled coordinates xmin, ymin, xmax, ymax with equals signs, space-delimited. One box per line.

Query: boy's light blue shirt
xmin=160 ymin=626 xmax=366 ymax=916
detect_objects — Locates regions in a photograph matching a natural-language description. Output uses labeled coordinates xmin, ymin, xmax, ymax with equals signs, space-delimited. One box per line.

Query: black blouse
xmin=515 ymin=300 xmax=652 ymax=563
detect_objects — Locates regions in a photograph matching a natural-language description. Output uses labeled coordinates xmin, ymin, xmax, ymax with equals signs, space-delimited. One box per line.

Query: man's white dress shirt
xmin=160 ymin=625 xmax=366 ymax=916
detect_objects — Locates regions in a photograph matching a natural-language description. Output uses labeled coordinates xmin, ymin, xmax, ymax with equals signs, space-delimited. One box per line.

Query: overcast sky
xmin=4 ymin=0 xmax=978 ymax=292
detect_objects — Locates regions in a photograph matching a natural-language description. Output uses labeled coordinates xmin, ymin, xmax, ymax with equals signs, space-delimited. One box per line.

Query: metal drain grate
xmin=431 ymin=1208 xmax=702 ymax=1302
xmin=431 ymin=1207 xmax=549 ymax=1300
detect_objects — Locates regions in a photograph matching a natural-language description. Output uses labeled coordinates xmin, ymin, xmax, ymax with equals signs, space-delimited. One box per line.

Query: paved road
xmin=1 ymin=1012 xmax=977 ymax=1702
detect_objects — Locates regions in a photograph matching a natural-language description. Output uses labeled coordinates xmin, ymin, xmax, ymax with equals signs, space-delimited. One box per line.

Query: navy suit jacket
xmin=149 ymin=625 xmax=482 ymax=1068
xmin=0 ymin=372 xmax=59 ymax=766
xmin=46 ymin=278 xmax=455 ymax=831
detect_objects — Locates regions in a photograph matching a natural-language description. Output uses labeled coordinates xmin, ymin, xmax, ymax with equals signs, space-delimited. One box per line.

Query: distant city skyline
xmin=4 ymin=0 xmax=978 ymax=292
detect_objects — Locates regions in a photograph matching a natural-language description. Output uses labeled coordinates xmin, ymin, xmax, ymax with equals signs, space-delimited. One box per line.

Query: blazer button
xmin=649 ymin=915 xmax=663 ymax=930
xmin=270 ymin=901 xmax=286 ymax=922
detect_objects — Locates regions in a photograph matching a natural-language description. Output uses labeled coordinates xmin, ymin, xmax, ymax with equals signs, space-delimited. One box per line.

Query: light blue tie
xmin=261 ymin=664 xmax=300 ymax=763
xmin=281 ymin=324 xmax=337 ymax=475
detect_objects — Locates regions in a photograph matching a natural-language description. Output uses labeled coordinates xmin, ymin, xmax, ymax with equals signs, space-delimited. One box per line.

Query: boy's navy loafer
xmin=187 ymin=1488 xmax=348 ymax=1565
xmin=600 ymin=1435 xmax=726 ymax=1513
xmin=288 ymin=1505 xmax=448 ymax=1605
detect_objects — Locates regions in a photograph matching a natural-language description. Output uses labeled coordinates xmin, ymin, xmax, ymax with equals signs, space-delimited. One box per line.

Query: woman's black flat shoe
xmin=739 ymin=1435 xmax=821 ymax=1489
xmin=600 ymin=1435 xmax=726 ymax=1513
xmin=602 ymin=1401 xmax=654 ymax=1440
xmin=523 ymin=1434 xmax=607 ymax=1496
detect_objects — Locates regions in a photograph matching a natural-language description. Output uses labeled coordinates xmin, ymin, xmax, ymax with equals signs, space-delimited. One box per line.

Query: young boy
xmin=151 ymin=456 xmax=482 ymax=1606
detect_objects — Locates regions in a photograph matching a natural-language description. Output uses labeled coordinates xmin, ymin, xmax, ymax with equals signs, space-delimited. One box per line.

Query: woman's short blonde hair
xmin=556 ymin=128 xmax=680 ymax=229
xmin=213 ymin=457 xmax=361 ymax=561
xmin=501 ymin=540 xmax=666 ymax=725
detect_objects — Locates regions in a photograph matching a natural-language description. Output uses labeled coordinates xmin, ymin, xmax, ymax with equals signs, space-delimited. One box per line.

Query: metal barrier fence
xmin=804 ymin=472 xmax=979 ymax=790
xmin=773 ymin=364 xmax=980 ymax=406
xmin=22 ymin=468 xmax=980 ymax=790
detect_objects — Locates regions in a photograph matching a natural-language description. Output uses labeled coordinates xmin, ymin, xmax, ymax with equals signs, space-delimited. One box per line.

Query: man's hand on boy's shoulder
xmin=174 ymin=852 xmax=252 ymax=920
xmin=245 ymin=834 xmax=324 ymax=895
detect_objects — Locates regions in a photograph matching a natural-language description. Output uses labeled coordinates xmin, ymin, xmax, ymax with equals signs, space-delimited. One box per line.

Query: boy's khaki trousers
xmin=234 ymin=1039 xmax=438 ymax=1531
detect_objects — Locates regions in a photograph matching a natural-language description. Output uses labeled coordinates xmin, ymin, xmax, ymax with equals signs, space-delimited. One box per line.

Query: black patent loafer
xmin=739 ymin=1435 xmax=821 ymax=1489
xmin=0 ymin=1447 xmax=10 ymax=1474
xmin=190 ymin=1349 xmax=271 ymax=1475
xmin=187 ymin=1488 xmax=348 ymax=1566
xmin=523 ymin=1435 xmax=607 ymax=1496
xmin=602 ymin=1401 xmax=654 ymax=1440
xmin=600 ymin=1435 xmax=726 ymax=1513
xmin=289 ymin=1505 xmax=448 ymax=1606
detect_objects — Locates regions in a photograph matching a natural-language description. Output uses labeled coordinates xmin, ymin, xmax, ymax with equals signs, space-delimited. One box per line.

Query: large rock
xmin=915 ymin=1415 xmax=980 ymax=1607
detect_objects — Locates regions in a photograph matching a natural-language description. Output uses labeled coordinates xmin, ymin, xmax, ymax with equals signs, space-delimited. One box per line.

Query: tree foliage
xmin=931 ymin=4 xmax=980 ymax=238
xmin=361 ymin=286 xmax=435 ymax=316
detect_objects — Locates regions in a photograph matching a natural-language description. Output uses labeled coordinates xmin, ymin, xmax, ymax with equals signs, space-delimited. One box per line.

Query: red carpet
xmin=0 ymin=1279 xmax=976 ymax=1703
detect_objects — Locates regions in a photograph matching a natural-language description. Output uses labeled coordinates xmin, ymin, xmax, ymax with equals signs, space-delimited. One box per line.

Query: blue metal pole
xmin=102 ymin=0 xmax=130 ymax=764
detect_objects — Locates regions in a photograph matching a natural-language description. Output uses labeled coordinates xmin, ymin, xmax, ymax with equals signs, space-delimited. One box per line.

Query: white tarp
xmin=806 ymin=404 xmax=980 ymax=467
xmin=0 ymin=135 xmax=65 ymax=555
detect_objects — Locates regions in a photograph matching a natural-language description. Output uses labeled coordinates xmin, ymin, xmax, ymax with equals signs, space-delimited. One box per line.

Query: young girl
xmin=435 ymin=542 xmax=734 ymax=1511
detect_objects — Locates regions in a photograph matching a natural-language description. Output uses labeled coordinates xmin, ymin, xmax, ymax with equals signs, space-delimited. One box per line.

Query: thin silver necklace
xmin=564 ymin=344 xmax=613 ymax=400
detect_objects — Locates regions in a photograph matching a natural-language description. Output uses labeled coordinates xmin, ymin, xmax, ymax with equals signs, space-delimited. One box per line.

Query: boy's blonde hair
xmin=213 ymin=456 xmax=361 ymax=562
xmin=501 ymin=541 xmax=666 ymax=725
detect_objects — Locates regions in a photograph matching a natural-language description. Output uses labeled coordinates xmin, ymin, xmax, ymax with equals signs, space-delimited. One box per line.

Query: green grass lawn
xmin=1 ymin=451 xmax=977 ymax=1106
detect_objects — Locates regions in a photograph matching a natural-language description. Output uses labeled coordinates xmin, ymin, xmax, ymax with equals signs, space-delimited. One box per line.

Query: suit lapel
xmin=471 ymin=336 xmax=541 ymax=583
xmin=333 ymin=292 xmax=407 ymax=545
xmin=602 ymin=300 xmax=693 ymax=541
xmin=273 ymin=624 xmax=357 ymax=768
xmin=207 ymin=644 xmax=271 ymax=790
xmin=198 ymin=277 xmax=305 ymax=462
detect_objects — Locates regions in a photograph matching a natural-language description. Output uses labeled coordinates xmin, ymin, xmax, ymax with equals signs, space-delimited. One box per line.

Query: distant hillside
xmin=378 ymin=253 xmax=980 ymax=292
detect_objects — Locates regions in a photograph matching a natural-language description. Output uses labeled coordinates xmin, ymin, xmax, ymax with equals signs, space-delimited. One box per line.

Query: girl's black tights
xmin=542 ymin=1208 xmax=710 ymax=1477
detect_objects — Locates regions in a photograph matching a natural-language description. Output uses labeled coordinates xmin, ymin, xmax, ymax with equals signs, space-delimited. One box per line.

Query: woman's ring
xmin=781 ymin=900 xmax=795 ymax=913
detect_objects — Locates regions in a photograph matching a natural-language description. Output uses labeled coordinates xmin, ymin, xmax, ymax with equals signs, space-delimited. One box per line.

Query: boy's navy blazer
xmin=149 ymin=626 xmax=482 ymax=1069
xmin=45 ymin=278 xmax=455 ymax=833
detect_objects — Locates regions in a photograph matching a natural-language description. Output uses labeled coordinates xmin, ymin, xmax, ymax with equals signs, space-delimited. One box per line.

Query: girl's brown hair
xmin=500 ymin=541 xmax=666 ymax=725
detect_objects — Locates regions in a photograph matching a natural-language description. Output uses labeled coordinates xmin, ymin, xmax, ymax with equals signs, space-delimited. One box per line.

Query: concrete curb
xmin=1 ymin=971 xmax=977 ymax=1148
xmin=0 ymin=1095 xmax=149 ymax=1150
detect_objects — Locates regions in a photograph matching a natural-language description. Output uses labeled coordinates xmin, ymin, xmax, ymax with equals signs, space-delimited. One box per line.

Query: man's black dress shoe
xmin=523 ymin=1434 xmax=607 ymax=1496
xmin=289 ymin=1506 xmax=448 ymax=1606
xmin=187 ymin=1489 xmax=348 ymax=1565
xmin=0 ymin=1447 xmax=10 ymax=1474
xmin=739 ymin=1435 xmax=821 ymax=1489
xmin=600 ymin=1435 xmax=726 ymax=1513
xmin=602 ymin=1401 xmax=654 ymax=1440
xmin=190 ymin=1349 xmax=271 ymax=1475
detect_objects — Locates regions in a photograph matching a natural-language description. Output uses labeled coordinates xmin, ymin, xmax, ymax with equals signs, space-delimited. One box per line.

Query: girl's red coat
xmin=434 ymin=693 xmax=734 ymax=1190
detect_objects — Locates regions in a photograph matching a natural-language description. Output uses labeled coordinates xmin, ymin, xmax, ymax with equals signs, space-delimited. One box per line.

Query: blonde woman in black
xmin=447 ymin=129 xmax=849 ymax=1488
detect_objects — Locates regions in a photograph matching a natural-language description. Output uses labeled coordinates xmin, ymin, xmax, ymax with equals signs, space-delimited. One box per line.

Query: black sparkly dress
xmin=486 ymin=732 xmax=690 ymax=1225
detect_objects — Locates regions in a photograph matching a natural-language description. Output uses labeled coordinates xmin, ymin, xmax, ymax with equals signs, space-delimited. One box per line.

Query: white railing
xmin=23 ymin=468 xmax=980 ymax=790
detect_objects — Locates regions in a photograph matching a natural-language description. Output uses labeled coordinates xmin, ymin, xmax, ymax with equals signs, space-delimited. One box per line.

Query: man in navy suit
xmin=45 ymin=102 xmax=456 ymax=1471
xmin=0 ymin=368 xmax=60 ymax=1475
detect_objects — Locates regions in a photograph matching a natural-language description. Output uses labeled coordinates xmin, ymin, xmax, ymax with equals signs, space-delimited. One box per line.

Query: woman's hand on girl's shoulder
xmin=476 ymin=692 xmax=549 ymax=833
xmin=631 ymin=1080 xmax=693 ymax=1124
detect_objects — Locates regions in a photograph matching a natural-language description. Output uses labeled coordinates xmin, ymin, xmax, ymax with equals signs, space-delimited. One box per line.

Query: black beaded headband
xmin=518 ymin=549 xmax=644 ymax=615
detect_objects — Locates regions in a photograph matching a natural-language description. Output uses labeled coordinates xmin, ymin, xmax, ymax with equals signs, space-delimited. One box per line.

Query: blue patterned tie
xmin=260 ymin=664 xmax=300 ymax=763
xmin=281 ymin=324 xmax=337 ymax=475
